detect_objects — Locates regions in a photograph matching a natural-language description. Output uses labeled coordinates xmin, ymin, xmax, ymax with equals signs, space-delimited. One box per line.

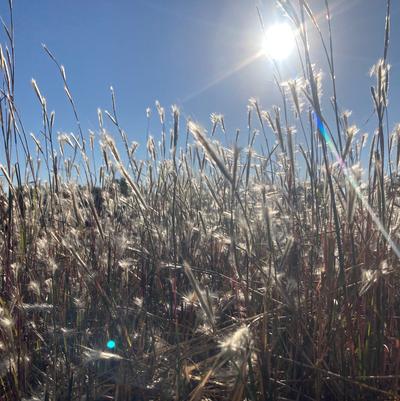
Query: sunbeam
xmin=181 ymin=50 xmax=264 ymax=104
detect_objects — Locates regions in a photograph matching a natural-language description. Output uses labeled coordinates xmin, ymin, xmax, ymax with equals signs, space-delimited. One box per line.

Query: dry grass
xmin=0 ymin=0 xmax=400 ymax=400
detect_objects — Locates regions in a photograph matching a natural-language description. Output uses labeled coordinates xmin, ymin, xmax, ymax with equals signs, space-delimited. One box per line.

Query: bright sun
xmin=263 ymin=23 xmax=296 ymax=61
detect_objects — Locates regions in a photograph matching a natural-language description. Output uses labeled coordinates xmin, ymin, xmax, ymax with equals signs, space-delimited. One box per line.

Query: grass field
xmin=0 ymin=1 xmax=400 ymax=400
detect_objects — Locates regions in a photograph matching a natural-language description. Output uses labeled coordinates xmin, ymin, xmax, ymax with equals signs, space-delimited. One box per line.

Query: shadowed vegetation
xmin=0 ymin=0 xmax=400 ymax=400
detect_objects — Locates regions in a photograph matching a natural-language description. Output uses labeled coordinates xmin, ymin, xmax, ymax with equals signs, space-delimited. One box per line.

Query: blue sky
xmin=3 ymin=0 xmax=400 ymax=163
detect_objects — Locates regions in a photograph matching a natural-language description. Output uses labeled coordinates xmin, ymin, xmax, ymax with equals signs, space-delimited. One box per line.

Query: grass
xmin=0 ymin=0 xmax=400 ymax=400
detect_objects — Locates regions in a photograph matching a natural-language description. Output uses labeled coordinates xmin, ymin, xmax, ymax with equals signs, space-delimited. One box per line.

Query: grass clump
xmin=0 ymin=0 xmax=400 ymax=400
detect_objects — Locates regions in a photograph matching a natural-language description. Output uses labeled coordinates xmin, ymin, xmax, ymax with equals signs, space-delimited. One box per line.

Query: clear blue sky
xmin=3 ymin=0 xmax=400 ymax=162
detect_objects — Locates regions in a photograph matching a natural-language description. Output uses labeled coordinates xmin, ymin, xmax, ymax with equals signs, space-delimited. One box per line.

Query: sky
xmin=1 ymin=0 xmax=400 ymax=166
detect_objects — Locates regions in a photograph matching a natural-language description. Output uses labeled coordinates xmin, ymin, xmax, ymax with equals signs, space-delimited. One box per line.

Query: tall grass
xmin=0 ymin=0 xmax=400 ymax=400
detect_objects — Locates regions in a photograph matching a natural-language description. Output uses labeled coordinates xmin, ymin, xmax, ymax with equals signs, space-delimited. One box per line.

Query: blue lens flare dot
xmin=106 ymin=340 xmax=116 ymax=350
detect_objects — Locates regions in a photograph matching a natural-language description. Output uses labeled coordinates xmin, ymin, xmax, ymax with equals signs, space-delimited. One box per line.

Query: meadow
xmin=0 ymin=1 xmax=400 ymax=400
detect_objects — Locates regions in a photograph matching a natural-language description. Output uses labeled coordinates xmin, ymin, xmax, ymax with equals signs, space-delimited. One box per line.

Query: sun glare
xmin=263 ymin=23 xmax=296 ymax=61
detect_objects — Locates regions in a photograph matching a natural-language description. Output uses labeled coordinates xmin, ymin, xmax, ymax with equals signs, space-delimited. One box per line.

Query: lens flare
xmin=314 ymin=112 xmax=400 ymax=260
xmin=106 ymin=340 xmax=116 ymax=349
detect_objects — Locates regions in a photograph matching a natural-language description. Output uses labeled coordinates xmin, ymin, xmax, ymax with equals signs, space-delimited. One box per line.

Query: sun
xmin=263 ymin=23 xmax=296 ymax=61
